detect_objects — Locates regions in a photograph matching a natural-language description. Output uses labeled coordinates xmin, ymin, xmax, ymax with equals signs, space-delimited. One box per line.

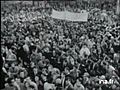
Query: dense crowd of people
xmin=1 ymin=1 xmax=120 ymax=90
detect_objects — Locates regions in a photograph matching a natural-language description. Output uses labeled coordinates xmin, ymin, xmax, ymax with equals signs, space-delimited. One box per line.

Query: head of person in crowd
xmin=74 ymin=78 xmax=85 ymax=90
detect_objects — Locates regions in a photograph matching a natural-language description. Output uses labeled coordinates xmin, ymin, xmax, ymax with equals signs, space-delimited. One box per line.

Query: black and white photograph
xmin=1 ymin=0 xmax=120 ymax=90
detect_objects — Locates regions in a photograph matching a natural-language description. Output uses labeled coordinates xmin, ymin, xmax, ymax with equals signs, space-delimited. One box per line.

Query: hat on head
xmin=100 ymin=75 xmax=106 ymax=80
xmin=55 ymin=78 xmax=61 ymax=85
xmin=83 ymin=72 xmax=89 ymax=77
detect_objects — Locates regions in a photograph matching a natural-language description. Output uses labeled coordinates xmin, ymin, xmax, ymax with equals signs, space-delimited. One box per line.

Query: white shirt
xmin=44 ymin=82 xmax=55 ymax=90
xmin=80 ymin=46 xmax=90 ymax=57
xmin=23 ymin=44 xmax=29 ymax=53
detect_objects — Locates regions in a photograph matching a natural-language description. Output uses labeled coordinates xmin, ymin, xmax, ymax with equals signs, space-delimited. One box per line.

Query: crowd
xmin=1 ymin=1 xmax=120 ymax=90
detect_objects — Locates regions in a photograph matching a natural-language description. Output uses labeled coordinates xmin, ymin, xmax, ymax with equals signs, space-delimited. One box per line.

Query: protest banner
xmin=51 ymin=9 xmax=88 ymax=22
xmin=51 ymin=9 xmax=65 ymax=20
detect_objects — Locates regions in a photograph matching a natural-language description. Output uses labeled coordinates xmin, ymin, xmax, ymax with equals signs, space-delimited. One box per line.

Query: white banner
xmin=51 ymin=9 xmax=65 ymax=20
xmin=51 ymin=9 xmax=89 ymax=22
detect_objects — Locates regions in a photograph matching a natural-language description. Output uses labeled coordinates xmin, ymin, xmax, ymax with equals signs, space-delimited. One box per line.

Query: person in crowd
xmin=3 ymin=78 xmax=21 ymax=90
xmin=74 ymin=78 xmax=85 ymax=90
xmin=44 ymin=76 xmax=56 ymax=90
xmin=64 ymin=77 xmax=74 ymax=90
